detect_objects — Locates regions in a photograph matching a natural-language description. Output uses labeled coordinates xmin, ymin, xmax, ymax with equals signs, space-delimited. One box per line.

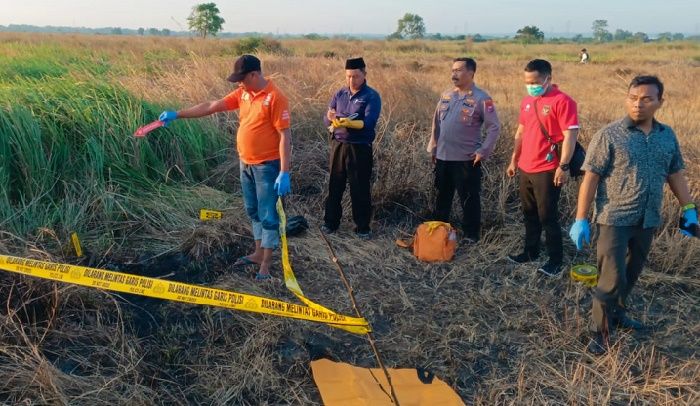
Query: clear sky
xmin=1 ymin=0 xmax=698 ymax=35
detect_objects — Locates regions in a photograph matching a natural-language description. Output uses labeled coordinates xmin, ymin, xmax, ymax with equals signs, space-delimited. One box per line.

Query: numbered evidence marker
xmin=71 ymin=232 xmax=83 ymax=257
xmin=200 ymin=209 xmax=223 ymax=221
xmin=134 ymin=120 xmax=165 ymax=137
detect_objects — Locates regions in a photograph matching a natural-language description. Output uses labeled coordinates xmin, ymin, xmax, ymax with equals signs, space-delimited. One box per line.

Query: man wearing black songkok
xmin=321 ymin=57 xmax=382 ymax=239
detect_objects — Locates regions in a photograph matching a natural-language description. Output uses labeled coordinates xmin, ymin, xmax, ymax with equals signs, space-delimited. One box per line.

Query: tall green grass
xmin=0 ymin=47 xmax=232 ymax=254
xmin=0 ymin=42 xmax=111 ymax=80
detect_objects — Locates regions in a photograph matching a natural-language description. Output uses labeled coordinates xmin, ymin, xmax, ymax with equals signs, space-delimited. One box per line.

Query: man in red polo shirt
xmin=506 ymin=59 xmax=579 ymax=276
xmin=158 ymin=55 xmax=292 ymax=281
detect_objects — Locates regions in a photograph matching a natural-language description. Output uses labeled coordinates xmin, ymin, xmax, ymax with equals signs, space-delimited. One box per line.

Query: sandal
xmin=255 ymin=273 xmax=273 ymax=281
xmin=233 ymin=256 xmax=258 ymax=268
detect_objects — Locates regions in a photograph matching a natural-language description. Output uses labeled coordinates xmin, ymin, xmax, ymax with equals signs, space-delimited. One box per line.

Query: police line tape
xmin=0 ymin=254 xmax=370 ymax=333
xmin=0 ymin=200 xmax=371 ymax=333
xmin=276 ymin=199 xmax=365 ymax=334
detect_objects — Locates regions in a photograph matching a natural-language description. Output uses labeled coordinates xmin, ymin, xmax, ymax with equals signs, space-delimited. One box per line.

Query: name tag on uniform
xmin=461 ymin=108 xmax=475 ymax=123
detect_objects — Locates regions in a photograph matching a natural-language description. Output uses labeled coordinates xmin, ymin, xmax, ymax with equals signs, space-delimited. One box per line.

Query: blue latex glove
xmin=569 ymin=219 xmax=591 ymax=250
xmin=680 ymin=207 xmax=698 ymax=237
xmin=274 ymin=171 xmax=291 ymax=196
xmin=159 ymin=110 xmax=178 ymax=127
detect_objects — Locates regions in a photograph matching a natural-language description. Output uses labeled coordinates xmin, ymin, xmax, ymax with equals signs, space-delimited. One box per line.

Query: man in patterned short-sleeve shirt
xmin=569 ymin=75 xmax=698 ymax=355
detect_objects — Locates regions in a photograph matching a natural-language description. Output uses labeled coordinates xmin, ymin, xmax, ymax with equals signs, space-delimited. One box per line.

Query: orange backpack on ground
xmin=396 ymin=221 xmax=457 ymax=262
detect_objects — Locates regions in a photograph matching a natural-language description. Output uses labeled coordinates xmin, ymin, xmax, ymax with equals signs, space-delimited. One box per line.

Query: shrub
xmin=234 ymin=37 xmax=286 ymax=55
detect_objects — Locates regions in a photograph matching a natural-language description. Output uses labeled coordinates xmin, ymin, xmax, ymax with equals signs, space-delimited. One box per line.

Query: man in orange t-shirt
xmin=158 ymin=55 xmax=292 ymax=280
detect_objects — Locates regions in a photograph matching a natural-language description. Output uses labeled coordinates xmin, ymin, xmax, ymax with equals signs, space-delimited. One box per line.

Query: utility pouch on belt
xmin=396 ymin=221 xmax=457 ymax=262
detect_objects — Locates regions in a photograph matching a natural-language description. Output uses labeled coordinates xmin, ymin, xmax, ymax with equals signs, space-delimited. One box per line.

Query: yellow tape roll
xmin=570 ymin=264 xmax=598 ymax=287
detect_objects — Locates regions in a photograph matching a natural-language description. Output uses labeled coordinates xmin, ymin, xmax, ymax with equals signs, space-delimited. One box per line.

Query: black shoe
xmin=320 ymin=224 xmax=337 ymax=234
xmin=461 ymin=236 xmax=478 ymax=245
xmin=507 ymin=251 xmax=538 ymax=264
xmin=355 ymin=231 xmax=372 ymax=240
xmin=462 ymin=233 xmax=479 ymax=244
xmin=616 ymin=316 xmax=644 ymax=331
xmin=587 ymin=332 xmax=608 ymax=355
xmin=537 ymin=261 xmax=563 ymax=277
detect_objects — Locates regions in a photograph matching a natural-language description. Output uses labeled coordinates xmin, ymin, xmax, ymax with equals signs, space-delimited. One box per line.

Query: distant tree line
xmin=511 ymin=19 xmax=691 ymax=44
xmin=2 ymin=16 xmax=698 ymax=44
xmin=0 ymin=24 xmax=174 ymax=36
xmin=382 ymin=13 xmax=696 ymax=44
xmin=587 ymin=19 xmax=685 ymax=43
xmin=131 ymin=27 xmax=172 ymax=36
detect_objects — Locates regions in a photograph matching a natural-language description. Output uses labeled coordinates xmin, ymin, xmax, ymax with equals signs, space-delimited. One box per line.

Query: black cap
xmin=227 ymin=55 xmax=261 ymax=82
xmin=345 ymin=57 xmax=366 ymax=70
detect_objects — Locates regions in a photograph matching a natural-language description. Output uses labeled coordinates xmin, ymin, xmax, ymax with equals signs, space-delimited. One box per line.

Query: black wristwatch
xmin=559 ymin=163 xmax=570 ymax=171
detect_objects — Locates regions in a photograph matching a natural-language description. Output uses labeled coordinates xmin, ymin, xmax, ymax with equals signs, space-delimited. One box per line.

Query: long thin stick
xmin=319 ymin=228 xmax=401 ymax=406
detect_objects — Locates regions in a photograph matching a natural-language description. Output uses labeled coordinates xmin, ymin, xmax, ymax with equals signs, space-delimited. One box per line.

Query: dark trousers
xmin=433 ymin=159 xmax=482 ymax=239
xmin=323 ymin=140 xmax=373 ymax=233
xmin=591 ymin=224 xmax=655 ymax=333
xmin=518 ymin=170 xmax=563 ymax=263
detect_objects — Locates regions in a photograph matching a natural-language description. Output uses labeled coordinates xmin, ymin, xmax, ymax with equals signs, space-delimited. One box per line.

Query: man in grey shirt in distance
xmin=427 ymin=57 xmax=500 ymax=242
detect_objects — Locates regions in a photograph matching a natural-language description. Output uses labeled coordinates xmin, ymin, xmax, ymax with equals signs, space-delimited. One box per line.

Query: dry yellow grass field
xmin=0 ymin=34 xmax=698 ymax=404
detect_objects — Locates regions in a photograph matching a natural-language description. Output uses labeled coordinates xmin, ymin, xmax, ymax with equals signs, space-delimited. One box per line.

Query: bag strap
xmin=395 ymin=238 xmax=413 ymax=249
xmin=533 ymin=99 xmax=554 ymax=144
xmin=395 ymin=229 xmax=415 ymax=249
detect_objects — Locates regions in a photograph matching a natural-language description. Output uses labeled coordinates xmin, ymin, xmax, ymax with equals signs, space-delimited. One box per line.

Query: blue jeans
xmin=240 ymin=160 xmax=280 ymax=249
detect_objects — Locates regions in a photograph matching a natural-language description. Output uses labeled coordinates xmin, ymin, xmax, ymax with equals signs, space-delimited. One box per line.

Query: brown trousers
xmin=591 ymin=224 xmax=655 ymax=333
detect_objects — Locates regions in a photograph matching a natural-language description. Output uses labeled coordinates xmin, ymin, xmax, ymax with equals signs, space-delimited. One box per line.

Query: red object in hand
xmin=134 ymin=120 xmax=165 ymax=137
